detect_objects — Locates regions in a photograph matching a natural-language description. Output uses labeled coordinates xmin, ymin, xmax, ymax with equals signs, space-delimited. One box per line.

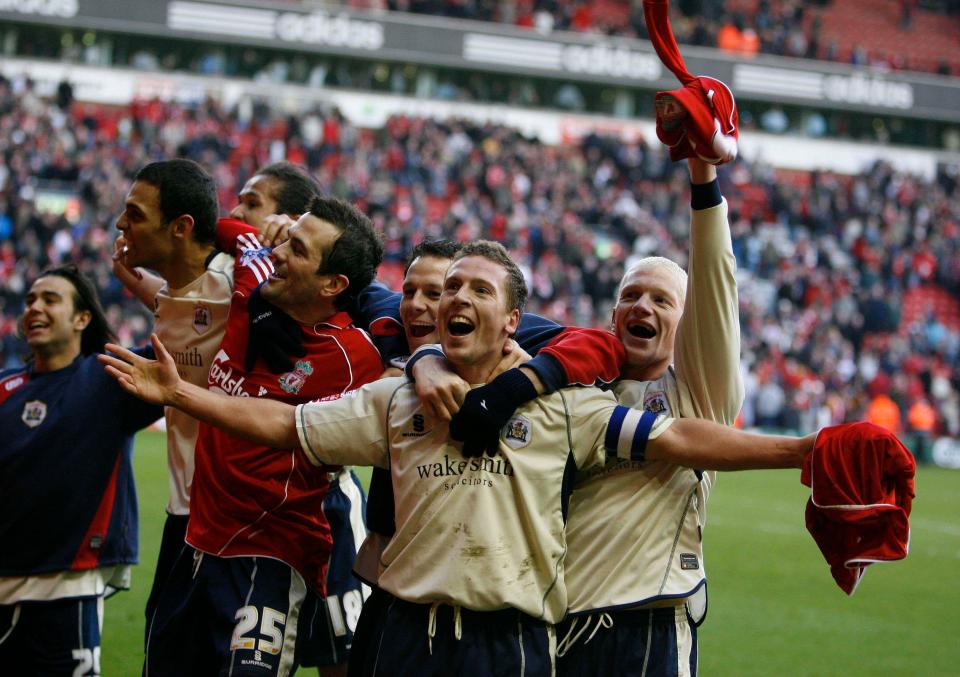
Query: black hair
xmin=256 ymin=162 xmax=320 ymax=217
xmin=34 ymin=264 xmax=116 ymax=355
xmin=404 ymin=239 xmax=461 ymax=275
xmin=135 ymin=159 xmax=218 ymax=243
xmin=309 ymin=196 xmax=384 ymax=310
xmin=453 ymin=240 xmax=528 ymax=313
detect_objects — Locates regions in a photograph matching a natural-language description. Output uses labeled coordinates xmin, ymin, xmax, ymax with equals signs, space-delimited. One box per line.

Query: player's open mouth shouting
xmin=446 ymin=315 xmax=475 ymax=336
xmin=626 ymin=321 xmax=656 ymax=339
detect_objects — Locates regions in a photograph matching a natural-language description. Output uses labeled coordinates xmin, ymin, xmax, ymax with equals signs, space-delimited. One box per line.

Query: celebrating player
xmin=0 ymin=265 xmax=161 ymax=676
xmin=126 ymin=195 xmax=382 ymax=676
xmin=557 ymin=157 xmax=738 ymax=675
xmin=99 ymin=241 xmax=811 ymax=675
xmin=112 ymin=158 xmax=232 ymax=643
xmin=113 ymin=160 xmax=370 ymax=674
xmin=401 ymin=155 xmax=743 ymax=674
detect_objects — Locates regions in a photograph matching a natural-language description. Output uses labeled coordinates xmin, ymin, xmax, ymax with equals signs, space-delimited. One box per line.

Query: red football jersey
xmin=187 ymin=227 xmax=383 ymax=593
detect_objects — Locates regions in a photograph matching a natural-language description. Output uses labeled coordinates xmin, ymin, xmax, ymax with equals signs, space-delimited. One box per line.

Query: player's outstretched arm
xmin=98 ymin=334 xmax=299 ymax=448
xmin=607 ymin=408 xmax=813 ymax=470
xmin=650 ymin=417 xmax=813 ymax=470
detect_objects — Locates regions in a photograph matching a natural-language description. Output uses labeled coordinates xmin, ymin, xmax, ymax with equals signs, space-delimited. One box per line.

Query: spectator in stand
xmin=865 ymin=375 xmax=902 ymax=434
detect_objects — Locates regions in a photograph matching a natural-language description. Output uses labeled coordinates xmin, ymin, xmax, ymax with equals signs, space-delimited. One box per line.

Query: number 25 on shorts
xmin=231 ymin=605 xmax=286 ymax=655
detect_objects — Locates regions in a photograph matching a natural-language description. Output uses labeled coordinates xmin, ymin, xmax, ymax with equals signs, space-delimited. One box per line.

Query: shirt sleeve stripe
xmin=627 ymin=410 xmax=657 ymax=463
xmin=617 ymin=407 xmax=644 ymax=460
xmin=605 ymin=406 xmax=658 ymax=462
xmin=604 ymin=405 xmax=629 ymax=458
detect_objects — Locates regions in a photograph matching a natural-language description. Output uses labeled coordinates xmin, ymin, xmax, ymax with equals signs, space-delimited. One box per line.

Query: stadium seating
xmin=369 ymin=0 xmax=960 ymax=76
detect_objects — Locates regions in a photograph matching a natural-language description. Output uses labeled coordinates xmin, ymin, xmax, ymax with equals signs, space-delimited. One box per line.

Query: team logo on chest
xmin=502 ymin=415 xmax=532 ymax=449
xmin=22 ymin=400 xmax=47 ymax=428
xmin=192 ymin=303 xmax=211 ymax=335
xmin=644 ymin=392 xmax=670 ymax=416
xmin=279 ymin=360 xmax=314 ymax=394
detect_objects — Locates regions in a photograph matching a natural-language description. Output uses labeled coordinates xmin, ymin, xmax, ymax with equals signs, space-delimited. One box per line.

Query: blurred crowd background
xmin=1 ymin=73 xmax=957 ymax=451
xmin=332 ymin=0 xmax=960 ymax=76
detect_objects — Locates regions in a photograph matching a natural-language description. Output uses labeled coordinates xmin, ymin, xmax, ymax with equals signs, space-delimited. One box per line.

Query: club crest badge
xmin=279 ymin=360 xmax=314 ymax=394
xmin=22 ymin=400 xmax=47 ymax=428
xmin=192 ymin=304 xmax=211 ymax=335
xmin=502 ymin=415 xmax=531 ymax=449
xmin=644 ymin=392 xmax=670 ymax=416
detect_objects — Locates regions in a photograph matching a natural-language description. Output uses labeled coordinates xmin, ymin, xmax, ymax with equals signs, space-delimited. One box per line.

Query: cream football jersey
xmin=152 ymin=252 xmax=234 ymax=515
xmin=564 ymin=199 xmax=743 ymax=619
xmin=296 ymin=377 xmax=670 ymax=624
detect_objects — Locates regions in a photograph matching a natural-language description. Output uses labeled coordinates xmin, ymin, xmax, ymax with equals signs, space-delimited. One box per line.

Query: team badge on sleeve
xmin=279 ymin=360 xmax=314 ymax=394
xmin=643 ymin=392 xmax=670 ymax=415
xmin=503 ymin=415 xmax=532 ymax=449
xmin=22 ymin=400 xmax=47 ymax=428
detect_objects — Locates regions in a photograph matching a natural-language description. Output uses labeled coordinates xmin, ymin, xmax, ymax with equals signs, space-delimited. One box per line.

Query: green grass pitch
xmin=102 ymin=430 xmax=960 ymax=675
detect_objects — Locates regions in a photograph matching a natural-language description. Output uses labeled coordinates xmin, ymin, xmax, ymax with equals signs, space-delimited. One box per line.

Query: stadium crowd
xmin=338 ymin=0 xmax=960 ymax=76
xmin=1 ymin=73 xmax=957 ymax=445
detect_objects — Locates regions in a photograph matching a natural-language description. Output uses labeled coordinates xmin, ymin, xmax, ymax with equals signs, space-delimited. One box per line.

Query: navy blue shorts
xmin=556 ymin=606 xmax=698 ymax=677
xmin=0 ymin=595 xmax=103 ymax=676
xmin=356 ymin=598 xmax=554 ymax=677
xmin=144 ymin=513 xmax=189 ymax=643
xmin=346 ymin=585 xmax=393 ymax=677
xmin=145 ymin=550 xmax=307 ymax=677
xmin=297 ymin=469 xmax=369 ymax=668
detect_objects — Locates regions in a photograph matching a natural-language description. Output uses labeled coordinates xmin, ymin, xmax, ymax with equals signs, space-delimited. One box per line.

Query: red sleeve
xmin=216 ymin=217 xmax=258 ymax=255
xmin=537 ymin=327 xmax=625 ymax=387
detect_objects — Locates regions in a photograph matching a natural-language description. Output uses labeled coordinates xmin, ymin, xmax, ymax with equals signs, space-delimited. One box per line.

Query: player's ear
xmin=320 ymin=273 xmax=350 ymax=300
xmin=505 ymin=308 xmax=521 ymax=336
xmin=73 ymin=309 xmax=92 ymax=332
xmin=170 ymin=214 xmax=196 ymax=241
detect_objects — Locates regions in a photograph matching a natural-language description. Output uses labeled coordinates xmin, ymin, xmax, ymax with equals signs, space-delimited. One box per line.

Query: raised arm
xmin=99 ymin=334 xmax=299 ymax=449
xmin=673 ymin=158 xmax=744 ymax=423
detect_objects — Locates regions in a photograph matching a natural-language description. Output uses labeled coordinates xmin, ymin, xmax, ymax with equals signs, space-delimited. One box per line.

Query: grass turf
xmin=101 ymin=430 xmax=959 ymax=675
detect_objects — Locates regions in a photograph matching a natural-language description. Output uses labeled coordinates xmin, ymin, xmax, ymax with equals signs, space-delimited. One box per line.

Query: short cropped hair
xmin=618 ymin=256 xmax=688 ymax=305
xmin=35 ymin=264 xmax=116 ymax=355
xmin=404 ymin=239 xmax=461 ymax=275
xmin=135 ymin=159 xmax=218 ymax=243
xmin=453 ymin=240 xmax=527 ymax=313
xmin=257 ymin=162 xmax=320 ymax=217
xmin=310 ymin=196 xmax=384 ymax=310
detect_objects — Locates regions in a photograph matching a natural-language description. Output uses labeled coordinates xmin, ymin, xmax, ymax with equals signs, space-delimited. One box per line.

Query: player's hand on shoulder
xmin=259 ymin=214 xmax=296 ymax=247
xmin=488 ymin=339 xmax=531 ymax=380
xmin=450 ymin=387 xmax=504 ymax=458
xmin=449 ymin=368 xmax=539 ymax=458
xmin=412 ymin=355 xmax=469 ymax=422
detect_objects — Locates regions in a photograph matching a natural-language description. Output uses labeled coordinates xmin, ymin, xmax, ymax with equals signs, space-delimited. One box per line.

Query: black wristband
xmin=523 ymin=353 xmax=566 ymax=395
xmin=690 ymin=178 xmax=722 ymax=210
xmin=492 ymin=367 xmax=539 ymax=406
